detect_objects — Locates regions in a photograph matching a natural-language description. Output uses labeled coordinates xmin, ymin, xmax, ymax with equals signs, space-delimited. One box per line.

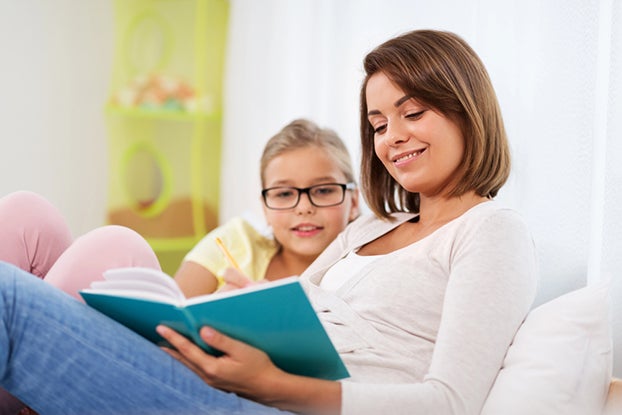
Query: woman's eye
xmin=406 ymin=110 xmax=425 ymax=120
xmin=373 ymin=124 xmax=387 ymax=134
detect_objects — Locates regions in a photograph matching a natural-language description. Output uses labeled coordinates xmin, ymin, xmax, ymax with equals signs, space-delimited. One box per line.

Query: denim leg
xmin=0 ymin=262 xmax=290 ymax=415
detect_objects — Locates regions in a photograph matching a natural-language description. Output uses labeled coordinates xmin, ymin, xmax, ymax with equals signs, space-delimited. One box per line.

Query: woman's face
xmin=366 ymin=72 xmax=465 ymax=198
xmin=261 ymin=146 xmax=359 ymax=261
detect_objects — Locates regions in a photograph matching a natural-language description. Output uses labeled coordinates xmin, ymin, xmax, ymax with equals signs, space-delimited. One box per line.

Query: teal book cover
xmin=80 ymin=270 xmax=349 ymax=381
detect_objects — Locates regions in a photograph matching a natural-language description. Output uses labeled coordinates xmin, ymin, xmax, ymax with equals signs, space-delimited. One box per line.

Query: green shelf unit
xmin=105 ymin=0 xmax=229 ymax=275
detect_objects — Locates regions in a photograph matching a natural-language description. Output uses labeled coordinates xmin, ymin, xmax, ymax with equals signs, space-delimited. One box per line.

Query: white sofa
xmin=481 ymin=281 xmax=619 ymax=414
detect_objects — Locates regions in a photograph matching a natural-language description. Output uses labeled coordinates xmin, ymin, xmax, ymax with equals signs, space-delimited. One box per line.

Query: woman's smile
xmin=392 ymin=148 xmax=426 ymax=165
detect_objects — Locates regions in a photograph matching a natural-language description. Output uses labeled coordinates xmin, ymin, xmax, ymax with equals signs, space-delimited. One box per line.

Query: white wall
xmin=0 ymin=1 xmax=113 ymax=238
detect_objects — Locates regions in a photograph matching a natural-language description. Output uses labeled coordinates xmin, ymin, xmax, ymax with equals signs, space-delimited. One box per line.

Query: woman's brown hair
xmin=359 ymin=30 xmax=510 ymax=219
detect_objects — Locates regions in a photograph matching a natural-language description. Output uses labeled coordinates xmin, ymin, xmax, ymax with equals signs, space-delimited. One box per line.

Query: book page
xmin=184 ymin=275 xmax=300 ymax=306
xmin=84 ymin=268 xmax=299 ymax=307
xmin=89 ymin=279 xmax=180 ymax=300
xmin=86 ymin=267 xmax=186 ymax=303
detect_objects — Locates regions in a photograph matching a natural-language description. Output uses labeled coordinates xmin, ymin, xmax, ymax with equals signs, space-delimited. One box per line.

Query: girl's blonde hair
xmin=260 ymin=118 xmax=355 ymax=187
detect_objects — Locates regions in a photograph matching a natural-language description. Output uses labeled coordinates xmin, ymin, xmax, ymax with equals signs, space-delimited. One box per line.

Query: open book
xmin=80 ymin=267 xmax=349 ymax=381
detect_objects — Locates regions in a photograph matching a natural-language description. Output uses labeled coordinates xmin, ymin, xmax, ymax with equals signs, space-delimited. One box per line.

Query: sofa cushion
xmin=481 ymin=281 xmax=613 ymax=415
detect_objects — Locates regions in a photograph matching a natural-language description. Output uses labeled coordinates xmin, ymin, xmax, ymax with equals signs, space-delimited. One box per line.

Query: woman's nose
xmin=385 ymin=121 xmax=409 ymax=146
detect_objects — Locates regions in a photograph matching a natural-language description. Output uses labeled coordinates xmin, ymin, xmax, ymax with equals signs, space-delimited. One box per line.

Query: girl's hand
xmin=217 ymin=267 xmax=263 ymax=292
xmin=155 ymin=324 xmax=284 ymax=402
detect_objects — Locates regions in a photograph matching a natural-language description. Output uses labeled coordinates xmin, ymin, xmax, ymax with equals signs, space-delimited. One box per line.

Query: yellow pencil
xmin=215 ymin=237 xmax=241 ymax=271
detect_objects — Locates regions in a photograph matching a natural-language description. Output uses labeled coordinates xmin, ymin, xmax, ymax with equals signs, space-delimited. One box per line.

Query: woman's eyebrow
xmin=367 ymin=95 xmax=412 ymax=117
xmin=394 ymin=95 xmax=411 ymax=107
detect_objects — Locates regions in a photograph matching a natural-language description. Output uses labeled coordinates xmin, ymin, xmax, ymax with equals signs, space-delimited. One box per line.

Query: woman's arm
xmin=157 ymin=325 xmax=342 ymax=414
xmin=338 ymin=208 xmax=538 ymax=415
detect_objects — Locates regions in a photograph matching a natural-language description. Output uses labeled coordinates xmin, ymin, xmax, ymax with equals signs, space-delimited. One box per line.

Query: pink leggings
xmin=0 ymin=191 xmax=161 ymax=300
xmin=0 ymin=191 xmax=161 ymax=412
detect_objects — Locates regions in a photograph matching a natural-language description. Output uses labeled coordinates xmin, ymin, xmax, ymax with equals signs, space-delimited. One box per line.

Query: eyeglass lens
xmin=263 ymin=184 xmax=347 ymax=209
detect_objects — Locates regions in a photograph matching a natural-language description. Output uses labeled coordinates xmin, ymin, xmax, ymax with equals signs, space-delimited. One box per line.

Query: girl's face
xmin=261 ymin=146 xmax=359 ymax=261
xmin=366 ymin=72 xmax=465 ymax=198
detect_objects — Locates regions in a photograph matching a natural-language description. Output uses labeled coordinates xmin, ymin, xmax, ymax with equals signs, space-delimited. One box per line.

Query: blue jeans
xmin=0 ymin=261 xmax=291 ymax=414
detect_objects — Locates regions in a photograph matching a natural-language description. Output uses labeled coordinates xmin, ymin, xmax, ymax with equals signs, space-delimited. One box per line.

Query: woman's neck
xmin=418 ymin=191 xmax=488 ymax=227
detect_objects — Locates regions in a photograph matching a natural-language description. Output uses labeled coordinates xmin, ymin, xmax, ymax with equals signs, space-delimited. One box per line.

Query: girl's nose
xmin=295 ymin=192 xmax=315 ymax=214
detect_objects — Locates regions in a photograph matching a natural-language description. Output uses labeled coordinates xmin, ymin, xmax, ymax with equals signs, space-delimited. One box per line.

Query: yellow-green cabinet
xmin=105 ymin=0 xmax=228 ymax=274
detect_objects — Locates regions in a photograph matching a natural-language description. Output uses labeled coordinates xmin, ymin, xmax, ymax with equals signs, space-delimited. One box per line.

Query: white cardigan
xmin=299 ymin=202 xmax=538 ymax=415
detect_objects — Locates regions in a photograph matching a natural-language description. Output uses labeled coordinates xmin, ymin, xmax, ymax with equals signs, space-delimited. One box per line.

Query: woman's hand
xmin=155 ymin=324 xmax=283 ymax=402
xmin=155 ymin=325 xmax=342 ymax=414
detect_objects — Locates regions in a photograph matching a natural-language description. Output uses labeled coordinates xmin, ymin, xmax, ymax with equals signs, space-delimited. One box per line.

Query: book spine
xmin=178 ymin=307 xmax=216 ymax=354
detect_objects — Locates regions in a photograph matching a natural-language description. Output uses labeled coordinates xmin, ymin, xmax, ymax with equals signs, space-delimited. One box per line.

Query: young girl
xmin=174 ymin=118 xmax=359 ymax=296
xmin=0 ymin=30 xmax=537 ymax=414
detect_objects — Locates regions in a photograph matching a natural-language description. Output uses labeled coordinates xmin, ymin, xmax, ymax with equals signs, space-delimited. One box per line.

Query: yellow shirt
xmin=183 ymin=217 xmax=278 ymax=284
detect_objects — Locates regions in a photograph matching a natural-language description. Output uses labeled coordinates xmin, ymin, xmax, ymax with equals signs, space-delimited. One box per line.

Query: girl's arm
xmin=156 ymin=325 xmax=342 ymax=414
xmin=174 ymin=261 xmax=219 ymax=297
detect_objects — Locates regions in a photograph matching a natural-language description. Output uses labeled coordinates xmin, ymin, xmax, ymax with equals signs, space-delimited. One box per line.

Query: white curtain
xmin=220 ymin=0 xmax=621 ymax=375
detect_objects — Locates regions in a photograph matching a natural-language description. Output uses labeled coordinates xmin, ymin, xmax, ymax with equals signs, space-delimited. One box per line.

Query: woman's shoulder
xmin=455 ymin=201 xmax=533 ymax=243
xmin=340 ymin=211 xmax=416 ymax=244
xmin=463 ymin=201 xmax=528 ymax=226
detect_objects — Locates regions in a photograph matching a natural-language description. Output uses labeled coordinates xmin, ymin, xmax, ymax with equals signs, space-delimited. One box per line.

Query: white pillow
xmin=481 ymin=281 xmax=613 ymax=415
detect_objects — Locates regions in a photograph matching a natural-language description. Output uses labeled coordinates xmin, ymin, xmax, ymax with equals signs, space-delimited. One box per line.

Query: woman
xmin=0 ymin=29 xmax=536 ymax=415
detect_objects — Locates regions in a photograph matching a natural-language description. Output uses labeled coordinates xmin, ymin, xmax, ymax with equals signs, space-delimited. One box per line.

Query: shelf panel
xmin=105 ymin=105 xmax=221 ymax=122
xmin=146 ymin=236 xmax=200 ymax=252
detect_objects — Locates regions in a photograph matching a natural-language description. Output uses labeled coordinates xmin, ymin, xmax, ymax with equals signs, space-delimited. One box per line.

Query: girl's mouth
xmin=292 ymin=224 xmax=323 ymax=237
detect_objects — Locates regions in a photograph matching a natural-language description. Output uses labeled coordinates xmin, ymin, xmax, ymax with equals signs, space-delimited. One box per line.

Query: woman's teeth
xmin=395 ymin=150 xmax=423 ymax=163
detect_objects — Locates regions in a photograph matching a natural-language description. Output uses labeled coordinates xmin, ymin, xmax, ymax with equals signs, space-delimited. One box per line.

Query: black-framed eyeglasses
xmin=261 ymin=182 xmax=356 ymax=210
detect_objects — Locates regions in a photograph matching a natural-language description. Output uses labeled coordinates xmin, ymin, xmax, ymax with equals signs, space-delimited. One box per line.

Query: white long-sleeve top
xmin=300 ymin=201 xmax=538 ymax=415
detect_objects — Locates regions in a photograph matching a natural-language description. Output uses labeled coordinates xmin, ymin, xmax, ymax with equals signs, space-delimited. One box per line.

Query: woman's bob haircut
xmin=359 ymin=29 xmax=511 ymax=219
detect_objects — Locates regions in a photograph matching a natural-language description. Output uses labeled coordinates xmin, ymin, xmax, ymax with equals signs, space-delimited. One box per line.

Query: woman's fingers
xmin=156 ymin=325 xmax=219 ymax=379
xmin=156 ymin=324 xmax=278 ymax=396
xmin=156 ymin=325 xmax=256 ymax=376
